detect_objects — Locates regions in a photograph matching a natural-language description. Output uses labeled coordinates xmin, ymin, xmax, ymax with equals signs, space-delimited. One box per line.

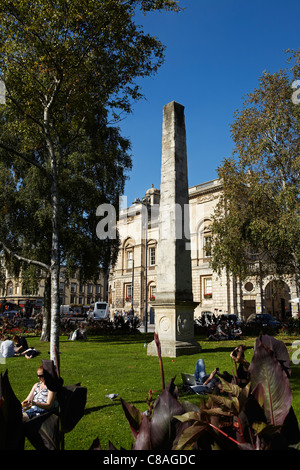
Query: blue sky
xmin=120 ymin=0 xmax=300 ymax=207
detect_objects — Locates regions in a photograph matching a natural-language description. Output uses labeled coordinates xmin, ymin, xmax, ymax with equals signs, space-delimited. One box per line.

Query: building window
xmin=127 ymin=250 xmax=133 ymax=269
xmin=244 ymin=282 xmax=254 ymax=292
xmin=87 ymin=284 xmax=92 ymax=294
xmin=79 ymin=296 xmax=83 ymax=304
xmin=59 ymin=282 xmax=65 ymax=292
xmin=125 ymin=284 xmax=132 ymax=301
xmin=198 ymin=220 xmax=213 ymax=261
xmin=96 ymin=284 xmax=101 ymax=294
xmin=203 ymin=277 xmax=212 ymax=299
xmin=71 ymin=283 xmax=76 ymax=293
xmin=7 ymin=282 xmax=13 ymax=295
xmin=150 ymin=285 xmax=156 ymax=301
xmin=149 ymin=247 xmax=156 ymax=266
xmin=203 ymin=234 xmax=212 ymax=257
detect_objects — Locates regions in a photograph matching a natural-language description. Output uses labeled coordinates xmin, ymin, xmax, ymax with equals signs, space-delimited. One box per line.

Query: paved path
xmin=138 ymin=323 xmax=155 ymax=333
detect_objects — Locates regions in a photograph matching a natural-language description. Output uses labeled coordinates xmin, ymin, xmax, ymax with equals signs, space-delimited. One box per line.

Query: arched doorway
xmin=264 ymin=280 xmax=291 ymax=320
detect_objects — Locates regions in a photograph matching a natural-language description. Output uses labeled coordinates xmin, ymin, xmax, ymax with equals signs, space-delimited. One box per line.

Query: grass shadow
xmin=200 ymin=345 xmax=242 ymax=354
xmin=60 ymin=332 xmax=154 ymax=345
xmin=84 ymin=399 xmax=148 ymax=416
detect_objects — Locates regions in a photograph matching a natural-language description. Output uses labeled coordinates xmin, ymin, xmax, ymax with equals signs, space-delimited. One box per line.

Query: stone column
xmin=147 ymin=102 xmax=201 ymax=357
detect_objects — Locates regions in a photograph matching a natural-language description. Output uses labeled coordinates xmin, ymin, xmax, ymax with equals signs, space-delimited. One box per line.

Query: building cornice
xmin=188 ymin=178 xmax=223 ymax=200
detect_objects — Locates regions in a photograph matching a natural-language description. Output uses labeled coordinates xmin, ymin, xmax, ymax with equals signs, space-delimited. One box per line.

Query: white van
xmin=87 ymin=302 xmax=109 ymax=321
xmin=60 ymin=305 xmax=74 ymax=317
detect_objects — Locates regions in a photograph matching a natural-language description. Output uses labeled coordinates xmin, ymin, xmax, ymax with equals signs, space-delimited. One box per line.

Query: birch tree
xmin=0 ymin=0 xmax=182 ymax=361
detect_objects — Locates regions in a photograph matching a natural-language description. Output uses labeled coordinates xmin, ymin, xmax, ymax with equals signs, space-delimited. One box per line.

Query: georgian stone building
xmin=0 ymin=265 xmax=108 ymax=314
xmin=108 ymin=179 xmax=298 ymax=322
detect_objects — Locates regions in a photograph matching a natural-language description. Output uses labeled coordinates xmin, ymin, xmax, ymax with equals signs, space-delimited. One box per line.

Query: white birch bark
xmin=44 ymin=96 xmax=60 ymax=363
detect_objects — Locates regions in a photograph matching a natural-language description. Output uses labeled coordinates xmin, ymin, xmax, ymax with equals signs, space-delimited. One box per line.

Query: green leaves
xmin=212 ymin=56 xmax=300 ymax=284
xmin=0 ymin=0 xmax=180 ymax=279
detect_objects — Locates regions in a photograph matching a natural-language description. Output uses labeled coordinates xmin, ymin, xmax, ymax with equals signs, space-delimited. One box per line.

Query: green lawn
xmin=1 ymin=332 xmax=299 ymax=450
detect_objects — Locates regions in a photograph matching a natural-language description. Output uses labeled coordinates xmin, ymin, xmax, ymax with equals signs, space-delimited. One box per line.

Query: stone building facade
xmin=0 ymin=265 xmax=108 ymax=314
xmin=109 ymin=179 xmax=298 ymax=322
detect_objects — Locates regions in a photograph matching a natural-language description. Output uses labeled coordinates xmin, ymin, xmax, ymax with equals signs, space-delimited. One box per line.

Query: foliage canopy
xmin=0 ymin=0 xmax=182 ymax=355
xmin=211 ymin=52 xmax=300 ymax=289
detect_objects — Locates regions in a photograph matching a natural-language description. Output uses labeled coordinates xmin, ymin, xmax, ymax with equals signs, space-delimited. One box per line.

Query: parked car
xmin=197 ymin=312 xmax=216 ymax=326
xmin=219 ymin=314 xmax=243 ymax=326
xmin=246 ymin=313 xmax=280 ymax=328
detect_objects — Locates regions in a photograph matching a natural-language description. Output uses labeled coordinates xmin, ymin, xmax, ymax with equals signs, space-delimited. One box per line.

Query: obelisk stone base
xmin=147 ymin=301 xmax=201 ymax=357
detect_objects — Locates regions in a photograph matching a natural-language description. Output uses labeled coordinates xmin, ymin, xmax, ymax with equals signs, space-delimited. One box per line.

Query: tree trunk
xmin=40 ymin=274 xmax=51 ymax=342
xmin=49 ymin=156 xmax=60 ymax=363
xmin=44 ymin=102 xmax=60 ymax=364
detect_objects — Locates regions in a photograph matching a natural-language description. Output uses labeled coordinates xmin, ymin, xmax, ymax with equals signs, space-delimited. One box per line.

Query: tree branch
xmin=0 ymin=241 xmax=50 ymax=272
xmin=0 ymin=140 xmax=52 ymax=181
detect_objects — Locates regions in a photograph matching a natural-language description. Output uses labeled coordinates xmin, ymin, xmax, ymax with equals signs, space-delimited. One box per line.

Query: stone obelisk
xmin=147 ymin=101 xmax=201 ymax=357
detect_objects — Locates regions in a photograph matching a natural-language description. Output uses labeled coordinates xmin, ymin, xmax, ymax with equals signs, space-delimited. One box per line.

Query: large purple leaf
xmin=23 ymin=413 xmax=59 ymax=450
xmin=120 ymin=398 xmax=143 ymax=439
xmin=132 ymin=414 xmax=152 ymax=450
xmin=175 ymin=421 xmax=209 ymax=450
xmin=249 ymin=342 xmax=292 ymax=426
xmin=254 ymin=335 xmax=291 ymax=377
xmin=42 ymin=359 xmax=64 ymax=392
xmin=150 ymin=386 xmax=186 ymax=450
xmin=0 ymin=370 xmax=24 ymax=450
xmin=58 ymin=384 xmax=87 ymax=433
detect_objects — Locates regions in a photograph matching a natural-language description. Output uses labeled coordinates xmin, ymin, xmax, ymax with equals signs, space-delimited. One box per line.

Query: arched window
xmin=123 ymin=238 xmax=135 ymax=271
xmin=197 ymin=219 xmax=212 ymax=261
xmin=7 ymin=281 xmax=13 ymax=296
xmin=149 ymin=282 xmax=156 ymax=301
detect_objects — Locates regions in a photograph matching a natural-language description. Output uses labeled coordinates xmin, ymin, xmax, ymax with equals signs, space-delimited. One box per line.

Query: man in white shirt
xmin=0 ymin=334 xmax=15 ymax=357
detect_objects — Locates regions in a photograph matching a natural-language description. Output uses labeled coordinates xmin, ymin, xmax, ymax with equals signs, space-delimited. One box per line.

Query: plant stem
xmin=208 ymin=422 xmax=242 ymax=447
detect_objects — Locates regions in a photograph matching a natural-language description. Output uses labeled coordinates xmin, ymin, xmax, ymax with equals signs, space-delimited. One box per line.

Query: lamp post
xmin=133 ymin=196 xmax=150 ymax=332
xmin=144 ymin=218 xmax=148 ymax=332
xmin=131 ymin=260 xmax=134 ymax=312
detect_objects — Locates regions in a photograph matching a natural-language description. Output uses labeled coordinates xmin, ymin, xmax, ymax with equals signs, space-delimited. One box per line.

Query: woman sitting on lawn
xmin=22 ymin=365 xmax=57 ymax=421
xmin=230 ymin=345 xmax=250 ymax=388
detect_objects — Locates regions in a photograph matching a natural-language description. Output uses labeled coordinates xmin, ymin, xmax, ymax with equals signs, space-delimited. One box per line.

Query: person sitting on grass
xmin=194 ymin=358 xmax=223 ymax=394
xmin=230 ymin=344 xmax=250 ymax=388
xmin=69 ymin=322 xmax=87 ymax=341
xmin=231 ymin=323 xmax=243 ymax=340
xmin=0 ymin=334 xmax=15 ymax=358
xmin=13 ymin=335 xmax=29 ymax=355
xmin=216 ymin=321 xmax=229 ymax=340
xmin=22 ymin=365 xmax=57 ymax=421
